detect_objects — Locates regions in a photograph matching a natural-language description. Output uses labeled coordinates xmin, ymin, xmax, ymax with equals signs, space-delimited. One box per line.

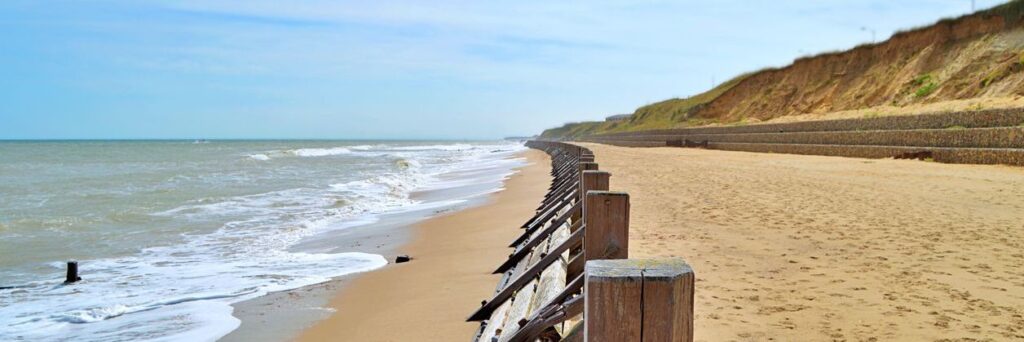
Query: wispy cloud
xmin=0 ymin=0 xmax=1005 ymax=139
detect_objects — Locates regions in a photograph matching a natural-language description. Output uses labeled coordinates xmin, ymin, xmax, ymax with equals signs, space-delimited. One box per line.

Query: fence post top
xmin=585 ymin=258 xmax=693 ymax=278
xmin=585 ymin=190 xmax=629 ymax=197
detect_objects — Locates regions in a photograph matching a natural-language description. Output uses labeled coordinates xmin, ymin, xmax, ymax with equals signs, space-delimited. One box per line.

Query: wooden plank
xmin=479 ymin=298 xmax=512 ymax=341
xmin=565 ymin=253 xmax=584 ymax=281
xmin=522 ymin=239 xmax=549 ymax=272
xmin=468 ymin=228 xmax=583 ymax=321
xmin=584 ymin=191 xmax=630 ymax=260
xmin=529 ymin=254 xmax=567 ymax=315
xmin=561 ymin=320 xmax=583 ymax=342
xmin=585 ymin=260 xmax=643 ymax=341
xmin=498 ymin=278 xmax=538 ymax=341
xmin=512 ymin=191 xmax=577 ymax=247
xmin=504 ymin=273 xmax=584 ymax=342
xmin=548 ymin=223 xmax=571 ymax=250
xmin=495 ymin=216 xmax=574 ymax=274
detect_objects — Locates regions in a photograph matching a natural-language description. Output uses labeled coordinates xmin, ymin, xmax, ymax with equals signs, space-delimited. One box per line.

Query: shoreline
xmin=294 ymin=149 xmax=550 ymax=341
xmin=222 ymin=149 xmax=548 ymax=342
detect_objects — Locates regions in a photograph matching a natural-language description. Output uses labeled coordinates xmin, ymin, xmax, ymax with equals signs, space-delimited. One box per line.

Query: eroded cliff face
xmin=540 ymin=2 xmax=1024 ymax=139
xmin=695 ymin=9 xmax=1024 ymax=122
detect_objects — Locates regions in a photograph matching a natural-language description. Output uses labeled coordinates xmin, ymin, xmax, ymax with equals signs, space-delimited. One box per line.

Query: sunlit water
xmin=0 ymin=140 xmax=526 ymax=341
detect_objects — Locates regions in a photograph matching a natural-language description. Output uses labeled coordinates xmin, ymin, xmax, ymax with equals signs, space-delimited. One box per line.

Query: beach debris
xmin=395 ymin=255 xmax=413 ymax=263
xmin=65 ymin=261 xmax=82 ymax=284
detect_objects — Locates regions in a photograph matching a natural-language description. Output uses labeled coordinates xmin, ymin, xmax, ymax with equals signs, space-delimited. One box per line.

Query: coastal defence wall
xmin=469 ymin=142 xmax=695 ymax=342
xmin=576 ymin=108 xmax=1024 ymax=166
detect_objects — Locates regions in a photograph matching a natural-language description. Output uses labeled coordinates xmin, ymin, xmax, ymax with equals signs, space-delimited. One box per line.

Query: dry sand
xmin=579 ymin=143 xmax=1024 ymax=341
xmin=296 ymin=149 xmax=551 ymax=341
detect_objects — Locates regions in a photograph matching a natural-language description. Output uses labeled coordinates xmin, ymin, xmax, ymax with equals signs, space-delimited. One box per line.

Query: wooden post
xmin=583 ymin=191 xmax=629 ymax=260
xmin=571 ymin=162 xmax=599 ymax=226
xmin=65 ymin=261 xmax=80 ymax=283
xmin=567 ymin=171 xmax=612 ymax=279
xmin=581 ymin=171 xmax=610 ymax=199
xmin=578 ymin=162 xmax=598 ymax=178
xmin=642 ymin=260 xmax=696 ymax=342
xmin=584 ymin=259 xmax=695 ymax=342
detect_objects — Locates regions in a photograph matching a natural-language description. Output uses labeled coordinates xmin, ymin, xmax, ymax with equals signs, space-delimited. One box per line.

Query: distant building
xmin=605 ymin=114 xmax=632 ymax=122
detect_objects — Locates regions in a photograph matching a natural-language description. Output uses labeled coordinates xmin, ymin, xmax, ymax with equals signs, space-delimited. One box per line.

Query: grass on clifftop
xmin=540 ymin=73 xmax=750 ymax=139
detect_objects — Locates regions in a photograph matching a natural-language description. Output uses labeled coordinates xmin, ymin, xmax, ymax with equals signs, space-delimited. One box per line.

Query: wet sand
xmin=295 ymin=149 xmax=551 ymax=341
xmin=579 ymin=143 xmax=1024 ymax=341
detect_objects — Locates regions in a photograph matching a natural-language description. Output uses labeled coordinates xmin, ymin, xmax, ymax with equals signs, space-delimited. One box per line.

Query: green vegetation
xmin=862 ymin=111 xmax=881 ymax=119
xmin=915 ymin=82 xmax=938 ymax=97
xmin=981 ymin=69 xmax=1004 ymax=88
xmin=912 ymin=73 xmax=938 ymax=97
xmin=539 ymin=73 xmax=750 ymax=139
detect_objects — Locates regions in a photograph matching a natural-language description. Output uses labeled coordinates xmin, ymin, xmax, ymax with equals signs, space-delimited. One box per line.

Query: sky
xmin=0 ymin=0 xmax=1009 ymax=139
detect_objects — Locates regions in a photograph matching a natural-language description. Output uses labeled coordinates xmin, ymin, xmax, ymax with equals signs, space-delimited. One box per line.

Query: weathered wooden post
xmin=583 ymin=191 xmax=629 ymax=260
xmin=580 ymin=171 xmax=610 ymax=201
xmin=570 ymin=162 xmax=599 ymax=225
xmin=576 ymin=163 xmax=599 ymax=197
xmin=568 ymin=189 xmax=625 ymax=280
xmin=569 ymin=169 xmax=606 ymax=278
xmin=65 ymin=261 xmax=81 ymax=283
xmin=584 ymin=259 xmax=695 ymax=342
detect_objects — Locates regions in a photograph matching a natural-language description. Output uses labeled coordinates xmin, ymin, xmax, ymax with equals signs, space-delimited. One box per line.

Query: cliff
xmin=542 ymin=1 xmax=1024 ymax=139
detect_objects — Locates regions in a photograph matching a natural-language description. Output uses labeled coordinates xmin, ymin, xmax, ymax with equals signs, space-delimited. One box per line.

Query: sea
xmin=0 ymin=140 xmax=527 ymax=341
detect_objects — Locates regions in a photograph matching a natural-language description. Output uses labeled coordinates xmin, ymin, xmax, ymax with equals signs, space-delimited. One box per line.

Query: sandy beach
xmin=296 ymin=149 xmax=551 ymax=341
xmin=578 ymin=143 xmax=1024 ymax=341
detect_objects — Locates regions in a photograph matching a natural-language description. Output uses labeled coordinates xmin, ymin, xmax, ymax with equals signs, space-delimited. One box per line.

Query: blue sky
xmin=0 ymin=0 xmax=1007 ymax=139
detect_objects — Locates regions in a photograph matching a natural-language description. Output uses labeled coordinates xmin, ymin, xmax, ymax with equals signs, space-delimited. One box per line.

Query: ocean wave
xmin=55 ymin=305 xmax=131 ymax=323
xmin=0 ymin=141 xmax=528 ymax=342
xmin=288 ymin=147 xmax=352 ymax=157
xmin=246 ymin=146 xmax=370 ymax=160
xmin=382 ymin=144 xmax=474 ymax=151
xmin=395 ymin=158 xmax=422 ymax=170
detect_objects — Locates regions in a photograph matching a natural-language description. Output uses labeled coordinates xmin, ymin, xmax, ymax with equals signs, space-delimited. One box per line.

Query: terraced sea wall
xmin=578 ymin=108 xmax=1024 ymax=166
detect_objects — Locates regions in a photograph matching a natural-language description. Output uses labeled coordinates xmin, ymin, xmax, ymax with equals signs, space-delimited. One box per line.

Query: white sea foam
xmin=288 ymin=147 xmax=352 ymax=157
xmin=0 ymin=141 xmax=528 ymax=342
xmin=382 ymin=143 xmax=474 ymax=151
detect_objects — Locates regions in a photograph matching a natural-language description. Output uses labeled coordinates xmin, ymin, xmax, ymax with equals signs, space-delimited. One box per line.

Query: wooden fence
xmin=469 ymin=141 xmax=694 ymax=342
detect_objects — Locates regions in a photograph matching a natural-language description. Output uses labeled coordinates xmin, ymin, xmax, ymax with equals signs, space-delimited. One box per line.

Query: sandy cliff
xmin=543 ymin=1 xmax=1024 ymax=139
